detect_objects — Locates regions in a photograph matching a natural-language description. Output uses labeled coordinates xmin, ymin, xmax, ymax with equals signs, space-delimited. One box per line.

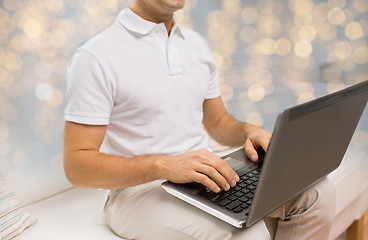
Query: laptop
xmin=161 ymin=80 xmax=368 ymax=228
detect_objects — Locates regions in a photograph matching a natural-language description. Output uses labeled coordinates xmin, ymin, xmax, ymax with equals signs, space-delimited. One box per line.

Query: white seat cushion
xmin=15 ymin=188 xmax=122 ymax=240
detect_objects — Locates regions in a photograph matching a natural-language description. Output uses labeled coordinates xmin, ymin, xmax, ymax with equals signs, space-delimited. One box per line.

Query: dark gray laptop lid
xmin=246 ymin=80 xmax=368 ymax=227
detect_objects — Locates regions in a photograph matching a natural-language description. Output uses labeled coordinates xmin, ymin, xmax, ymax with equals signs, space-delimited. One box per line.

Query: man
xmin=63 ymin=0 xmax=335 ymax=239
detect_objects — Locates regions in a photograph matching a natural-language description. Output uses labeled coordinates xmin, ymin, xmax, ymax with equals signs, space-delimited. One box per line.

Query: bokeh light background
xmin=0 ymin=0 xmax=367 ymax=204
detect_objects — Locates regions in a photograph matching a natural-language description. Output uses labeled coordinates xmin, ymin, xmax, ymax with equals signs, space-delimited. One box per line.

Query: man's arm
xmin=63 ymin=121 xmax=239 ymax=192
xmin=202 ymin=96 xmax=272 ymax=162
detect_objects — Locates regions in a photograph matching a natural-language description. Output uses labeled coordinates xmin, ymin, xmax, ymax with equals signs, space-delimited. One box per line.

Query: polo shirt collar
xmin=117 ymin=7 xmax=185 ymax=39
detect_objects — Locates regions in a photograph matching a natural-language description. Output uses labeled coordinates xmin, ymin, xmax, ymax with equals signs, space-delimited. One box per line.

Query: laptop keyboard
xmin=198 ymin=168 xmax=261 ymax=214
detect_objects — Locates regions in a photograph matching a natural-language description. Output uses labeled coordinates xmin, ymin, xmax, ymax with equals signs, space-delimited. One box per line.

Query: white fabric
xmin=64 ymin=8 xmax=220 ymax=157
xmin=16 ymin=188 xmax=122 ymax=240
xmin=327 ymin=146 xmax=368 ymax=239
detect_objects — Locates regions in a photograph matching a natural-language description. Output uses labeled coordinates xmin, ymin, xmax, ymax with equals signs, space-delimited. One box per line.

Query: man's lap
xmin=104 ymin=180 xmax=271 ymax=240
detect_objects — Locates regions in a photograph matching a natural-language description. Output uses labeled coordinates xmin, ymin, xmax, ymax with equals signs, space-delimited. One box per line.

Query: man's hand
xmin=158 ymin=148 xmax=240 ymax=193
xmin=244 ymin=127 xmax=272 ymax=162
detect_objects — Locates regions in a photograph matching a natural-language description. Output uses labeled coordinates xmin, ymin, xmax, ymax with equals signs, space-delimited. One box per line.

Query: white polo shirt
xmin=64 ymin=8 xmax=220 ymax=157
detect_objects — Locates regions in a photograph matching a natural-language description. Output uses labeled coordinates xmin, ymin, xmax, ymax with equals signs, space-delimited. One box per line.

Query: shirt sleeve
xmin=201 ymin=38 xmax=221 ymax=100
xmin=64 ymin=49 xmax=113 ymax=125
xmin=205 ymin=54 xmax=221 ymax=99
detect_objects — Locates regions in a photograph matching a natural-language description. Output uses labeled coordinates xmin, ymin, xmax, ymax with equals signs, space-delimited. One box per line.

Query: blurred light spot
xmin=258 ymin=11 xmax=281 ymax=36
xmin=220 ymin=38 xmax=237 ymax=55
xmin=343 ymin=9 xmax=354 ymax=25
xmin=353 ymin=0 xmax=368 ymax=13
xmin=213 ymin=53 xmax=224 ymax=69
xmin=207 ymin=11 xmax=226 ymax=26
xmin=47 ymin=89 xmax=64 ymax=107
xmin=3 ymin=0 xmax=21 ymax=12
xmin=0 ymin=9 xmax=10 ymax=25
xmin=345 ymin=22 xmax=363 ymax=40
xmin=50 ymin=29 xmax=67 ymax=47
xmin=241 ymin=7 xmax=258 ymax=25
xmin=256 ymin=38 xmax=275 ymax=56
xmin=294 ymin=10 xmax=313 ymax=26
xmin=295 ymin=81 xmax=314 ymax=95
xmin=35 ymin=61 xmax=53 ymax=79
xmin=341 ymin=58 xmax=356 ymax=71
xmin=289 ymin=0 xmax=314 ymax=12
xmin=298 ymin=92 xmax=315 ymax=104
xmin=248 ymin=84 xmax=266 ymax=102
xmin=293 ymin=56 xmax=315 ymax=71
xmin=223 ymin=0 xmax=241 ymax=15
xmin=333 ymin=41 xmax=352 ymax=60
xmin=353 ymin=46 xmax=368 ymax=64
xmin=314 ymin=2 xmax=329 ymax=21
xmin=328 ymin=0 xmax=346 ymax=8
xmin=274 ymin=38 xmax=292 ymax=56
xmin=57 ymin=19 xmax=76 ymax=36
xmin=53 ymin=58 xmax=68 ymax=76
xmin=323 ymin=66 xmax=342 ymax=81
xmin=298 ymin=25 xmax=317 ymax=42
xmin=9 ymin=35 xmax=26 ymax=53
xmin=327 ymin=80 xmax=345 ymax=94
xmin=240 ymin=26 xmax=257 ymax=43
xmin=327 ymin=7 xmax=346 ymax=25
xmin=221 ymin=84 xmax=234 ymax=103
xmin=246 ymin=112 xmax=264 ymax=126
xmin=84 ymin=0 xmax=101 ymax=14
xmin=317 ymin=22 xmax=337 ymax=41
xmin=352 ymin=130 xmax=368 ymax=148
xmin=355 ymin=74 xmax=368 ymax=84
xmin=45 ymin=0 xmax=64 ymax=13
xmin=0 ymin=68 xmax=14 ymax=87
xmin=24 ymin=19 xmax=43 ymax=38
xmin=294 ymin=40 xmax=313 ymax=58
xmin=4 ymin=52 xmax=22 ymax=71
xmin=238 ymin=91 xmax=255 ymax=109
xmin=35 ymin=83 xmax=54 ymax=101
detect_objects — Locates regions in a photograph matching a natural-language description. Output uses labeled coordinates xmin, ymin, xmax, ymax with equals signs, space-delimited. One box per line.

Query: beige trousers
xmin=104 ymin=178 xmax=335 ymax=240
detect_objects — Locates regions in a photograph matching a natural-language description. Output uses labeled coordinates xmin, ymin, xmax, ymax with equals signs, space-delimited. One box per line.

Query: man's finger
xmin=199 ymin=150 xmax=239 ymax=187
xmin=244 ymin=138 xmax=258 ymax=162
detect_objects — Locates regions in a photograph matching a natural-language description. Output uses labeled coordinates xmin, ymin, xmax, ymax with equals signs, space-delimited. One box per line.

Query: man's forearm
xmin=64 ymin=150 xmax=164 ymax=189
xmin=206 ymin=113 xmax=260 ymax=147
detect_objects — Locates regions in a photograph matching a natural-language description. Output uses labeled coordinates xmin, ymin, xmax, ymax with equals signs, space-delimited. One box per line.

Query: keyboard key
xmin=250 ymin=176 xmax=258 ymax=181
xmin=227 ymin=195 xmax=237 ymax=201
xmin=247 ymin=185 xmax=256 ymax=191
xmin=198 ymin=189 xmax=217 ymax=200
xmin=239 ymin=196 xmax=249 ymax=202
xmin=218 ymin=198 xmax=231 ymax=207
xmin=246 ymin=172 xmax=255 ymax=177
xmin=210 ymin=192 xmax=228 ymax=203
xmin=241 ymin=203 xmax=249 ymax=209
xmin=245 ymin=192 xmax=254 ymax=198
xmin=225 ymin=200 xmax=242 ymax=210
xmin=241 ymin=188 xmax=251 ymax=194
xmin=234 ymin=186 xmax=242 ymax=191
xmin=234 ymin=191 xmax=244 ymax=198
xmin=245 ymin=179 xmax=253 ymax=185
xmin=238 ymin=182 xmax=247 ymax=188
xmin=233 ymin=206 xmax=244 ymax=213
